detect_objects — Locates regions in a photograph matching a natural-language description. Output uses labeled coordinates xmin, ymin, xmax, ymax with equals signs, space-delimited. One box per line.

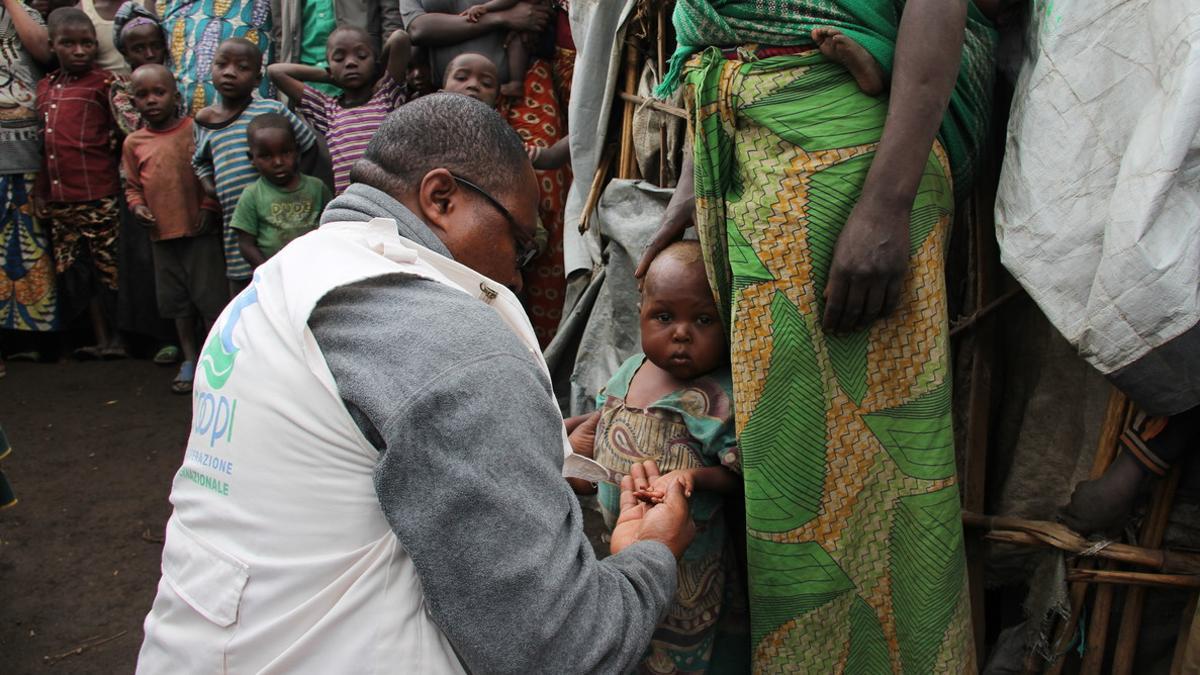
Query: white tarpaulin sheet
xmin=995 ymin=1 xmax=1200 ymax=416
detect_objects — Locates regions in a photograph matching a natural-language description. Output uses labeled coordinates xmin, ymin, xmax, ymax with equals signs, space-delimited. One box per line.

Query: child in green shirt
xmin=231 ymin=113 xmax=332 ymax=267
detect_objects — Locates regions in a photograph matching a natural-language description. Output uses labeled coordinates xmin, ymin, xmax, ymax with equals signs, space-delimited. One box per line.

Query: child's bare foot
xmin=1060 ymin=452 xmax=1147 ymax=535
xmin=500 ymin=81 xmax=523 ymax=98
xmin=812 ymin=27 xmax=886 ymax=97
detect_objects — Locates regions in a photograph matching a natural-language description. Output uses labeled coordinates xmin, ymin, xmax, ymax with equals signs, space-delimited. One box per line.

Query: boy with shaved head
xmin=192 ymin=38 xmax=318 ymax=296
xmin=122 ymin=64 xmax=225 ymax=393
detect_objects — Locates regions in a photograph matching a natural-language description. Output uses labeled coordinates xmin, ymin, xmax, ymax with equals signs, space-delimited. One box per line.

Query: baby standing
xmin=582 ymin=241 xmax=749 ymax=673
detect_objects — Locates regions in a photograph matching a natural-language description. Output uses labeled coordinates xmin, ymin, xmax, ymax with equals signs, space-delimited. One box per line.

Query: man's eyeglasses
xmin=450 ymin=173 xmax=538 ymax=269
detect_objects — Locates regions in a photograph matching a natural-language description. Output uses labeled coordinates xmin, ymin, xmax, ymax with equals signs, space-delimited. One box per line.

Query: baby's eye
xmin=697 ymin=316 xmax=714 ymax=326
xmin=655 ymin=313 xmax=671 ymax=323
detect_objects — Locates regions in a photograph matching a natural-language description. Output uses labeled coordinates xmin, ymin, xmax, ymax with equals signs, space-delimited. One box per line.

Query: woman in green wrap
xmin=637 ymin=1 xmax=996 ymax=671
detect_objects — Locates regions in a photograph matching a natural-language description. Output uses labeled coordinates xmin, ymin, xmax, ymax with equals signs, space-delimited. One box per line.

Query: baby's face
xmin=639 ymin=265 xmax=726 ymax=380
xmin=442 ymin=54 xmax=499 ymax=106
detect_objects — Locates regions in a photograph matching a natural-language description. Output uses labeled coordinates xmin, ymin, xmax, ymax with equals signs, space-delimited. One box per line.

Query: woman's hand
xmin=822 ymin=198 xmax=910 ymax=334
xmin=635 ymin=151 xmax=695 ymax=280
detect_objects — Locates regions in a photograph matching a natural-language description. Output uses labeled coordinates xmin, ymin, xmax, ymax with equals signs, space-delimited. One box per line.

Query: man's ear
xmin=415 ymin=168 xmax=459 ymax=237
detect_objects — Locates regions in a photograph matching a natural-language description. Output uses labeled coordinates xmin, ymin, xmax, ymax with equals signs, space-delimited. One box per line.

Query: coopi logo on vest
xmin=181 ymin=286 xmax=259 ymax=497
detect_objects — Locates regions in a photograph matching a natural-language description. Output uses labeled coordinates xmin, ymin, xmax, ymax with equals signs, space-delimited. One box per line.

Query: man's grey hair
xmin=349 ymin=93 xmax=529 ymax=196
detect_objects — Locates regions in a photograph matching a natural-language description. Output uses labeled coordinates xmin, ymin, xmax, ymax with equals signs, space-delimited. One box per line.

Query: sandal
xmin=6 ymin=350 xmax=39 ymax=362
xmin=153 ymin=345 xmax=182 ymax=365
xmin=172 ymin=361 xmax=195 ymax=395
xmin=72 ymin=345 xmax=101 ymax=360
xmin=100 ymin=345 xmax=128 ymax=360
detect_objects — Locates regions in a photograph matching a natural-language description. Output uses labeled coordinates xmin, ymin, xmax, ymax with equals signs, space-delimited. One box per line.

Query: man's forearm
xmin=406 ymin=12 xmax=506 ymax=46
xmin=860 ymin=0 xmax=966 ymax=213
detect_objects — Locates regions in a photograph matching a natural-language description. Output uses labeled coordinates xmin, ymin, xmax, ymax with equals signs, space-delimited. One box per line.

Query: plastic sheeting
xmin=995 ymin=1 xmax=1200 ymax=416
xmin=546 ymin=180 xmax=674 ymax=415
xmin=562 ymin=0 xmax=639 ymax=276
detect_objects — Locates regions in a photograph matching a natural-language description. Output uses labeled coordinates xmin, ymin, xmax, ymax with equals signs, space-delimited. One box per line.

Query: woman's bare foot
xmin=812 ymin=27 xmax=886 ymax=97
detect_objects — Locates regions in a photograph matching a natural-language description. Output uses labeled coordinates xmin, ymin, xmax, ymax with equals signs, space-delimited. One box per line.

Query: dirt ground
xmin=0 ymin=357 xmax=609 ymax=673
xmin=0 ymin=358 xmax=188 ymax=673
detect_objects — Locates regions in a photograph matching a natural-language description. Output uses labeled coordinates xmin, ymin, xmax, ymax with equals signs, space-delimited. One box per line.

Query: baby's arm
xmin=460 ymin=0 xmax=519 ymax=22
xmin=266 ymin=63 xmax=330 ymax=103
xmin=529 ymin=136 xmax=570 ymax=170
xmin=499 ymin=34 xmax=528 ymax=97
xmin=638 ymin=465 xmax=738 ymax=502
xmin=383 ymin=29 xmax=412 ymax=85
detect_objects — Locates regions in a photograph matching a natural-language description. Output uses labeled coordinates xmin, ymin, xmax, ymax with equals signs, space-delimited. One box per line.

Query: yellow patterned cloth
xmin=685 ymin=48 xmax=974 ymax=673
xmin=0 ymin=174 xmax=58 ymax=331
xmin=160 ymin=0 xmax=273 ymax=113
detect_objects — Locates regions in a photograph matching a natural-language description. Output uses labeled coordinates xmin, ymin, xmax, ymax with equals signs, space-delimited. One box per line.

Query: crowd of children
xmin=0 ymin=0 xmax=580 ymax=388
xmin=0 ymin=1 xmax=436 ymax=392
xmin=0 ymin=2 xmax=753 ymax=670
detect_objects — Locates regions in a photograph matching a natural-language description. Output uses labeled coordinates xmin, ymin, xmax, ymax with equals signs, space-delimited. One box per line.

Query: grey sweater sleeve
xmin=309 ymin=274 xmax=677 ymax=674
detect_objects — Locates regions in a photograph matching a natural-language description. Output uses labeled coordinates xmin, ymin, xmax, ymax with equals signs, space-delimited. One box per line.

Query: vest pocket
xmin=161 ymin=518 xmax=250 ymax=627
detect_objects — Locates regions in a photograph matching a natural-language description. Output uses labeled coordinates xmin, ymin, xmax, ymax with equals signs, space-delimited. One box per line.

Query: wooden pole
xmin=656 ymin=4 xmax=669 ymax=188
xmin=1078 ymin=396 xmax=1134 ymax=675
xmin=618 ymin=92 xmax=687 ymax=119
xmin=961 ymin=513 xmax=1200 ymax=574
xmin=1045 ymin=389 xmax=1128 ymax=675
xmin=1111 ymin=465 xmax=1183 ymax=674
xmin=617 ymin=44 xmax=640 ymax=179
xmin=1169 ymin=594 xmax=1197 ymax=675
xmin=578 ymin=146 xmax=616 ymax=234
xmin=1066 ymin=569 xmax=1200 ymax=590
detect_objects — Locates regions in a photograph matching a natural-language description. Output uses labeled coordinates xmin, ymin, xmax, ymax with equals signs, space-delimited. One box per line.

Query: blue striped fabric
xmin=193 ymin=97 xmax=317 ymax=280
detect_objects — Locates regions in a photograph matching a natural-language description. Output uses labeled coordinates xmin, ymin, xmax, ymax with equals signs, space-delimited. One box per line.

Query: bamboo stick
xmin=618 ymin=92 xmax=688 ymax=120
xmin=578 ymin=146 xmax=616 ymax=234
xmin=961 ymin=513 xmax=1200 ymax=574
xmin=617 ymin=44 xmax=640 ymax=179
xmin=1067 ymin=569 xmax=1200 ymax=590
xmin=1169 ymin=593 xmax=1197 ymax=675
xmin=656 ymin=4 xmax=669 ymax=188
xmin=1045 ymin=389 xmax=1128 ymax=675
xmin=1112 ymin=465 xmax=1183 ymax=674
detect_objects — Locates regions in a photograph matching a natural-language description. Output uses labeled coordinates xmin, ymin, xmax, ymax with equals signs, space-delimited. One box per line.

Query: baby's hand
xmin=132 ymin=204 xmax=156 ymax=225
xmin=500 ymin=81 xmax=523 ymax=98
xmin=460 ymin=5 xmax=488 ymax=22
xmin=635 ymin=468 xmax=696 ymax=504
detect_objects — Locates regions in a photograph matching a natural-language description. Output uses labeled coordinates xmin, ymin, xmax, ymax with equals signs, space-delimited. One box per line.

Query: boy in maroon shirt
xmin=122 ymin=64 xmax=226 ymax=393
xmin=35 ymin=7 xmax=123 ymax=358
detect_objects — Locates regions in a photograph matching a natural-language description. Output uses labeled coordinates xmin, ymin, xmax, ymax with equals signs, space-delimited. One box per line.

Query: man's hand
xmin=611 ymin=461 xmax=695 ymax=559
xmin=567 ymin=411 xmax=600 ymax=458
xmin=32 ymin=196 xmax=48 ymax=219
xmin=132 ymin=204 xmax=156 ymax=226
xmin=822 ymin=199 xmax=910 ymax=335
xmin=495 ymin=1 xmax=550 ymax=32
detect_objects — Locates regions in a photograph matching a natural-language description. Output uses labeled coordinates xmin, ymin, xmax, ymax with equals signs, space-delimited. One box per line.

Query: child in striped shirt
xmin=193 ymin=38 xmax=317 ymax=295
xmin=268 ymin=28 xmax=410 ymax=195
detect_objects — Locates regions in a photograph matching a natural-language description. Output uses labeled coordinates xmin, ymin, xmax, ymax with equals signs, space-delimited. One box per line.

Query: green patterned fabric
xmin=686 ymin=50 xmax=974 ymax=671
xmin=657 ymin=0 xmax=996 ymax=197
